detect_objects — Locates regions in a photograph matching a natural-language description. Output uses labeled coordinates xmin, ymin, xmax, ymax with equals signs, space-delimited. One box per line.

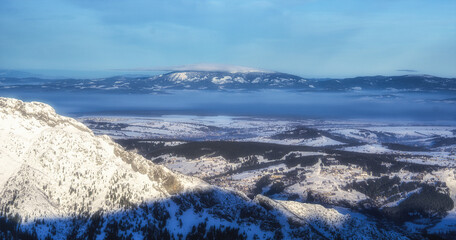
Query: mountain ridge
xmin=1 ymin=70 xmax=454 ymax=93
xmin=0 ymin=97 xmax=207 ymax=221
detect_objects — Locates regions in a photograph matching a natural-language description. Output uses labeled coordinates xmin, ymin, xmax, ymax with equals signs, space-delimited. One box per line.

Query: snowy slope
xmin=0 ymin=97 xmax=206 ymax=221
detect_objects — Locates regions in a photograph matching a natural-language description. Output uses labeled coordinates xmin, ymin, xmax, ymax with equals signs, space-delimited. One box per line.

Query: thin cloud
xmin=118 ymin=64 xmax=272 ymax=73
xmin=396 ymin=69 xmax=418 ymax=73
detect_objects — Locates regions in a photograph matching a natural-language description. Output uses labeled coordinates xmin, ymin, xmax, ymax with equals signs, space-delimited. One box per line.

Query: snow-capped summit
xmin=0 ymin=97 xmax=206 ymax=221
xmin=146 ymin=70 xmax=309 ymax=89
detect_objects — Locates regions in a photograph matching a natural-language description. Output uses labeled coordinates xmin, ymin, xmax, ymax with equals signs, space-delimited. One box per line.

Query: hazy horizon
xmin=2 ymin=64 xmax=455 ymax=79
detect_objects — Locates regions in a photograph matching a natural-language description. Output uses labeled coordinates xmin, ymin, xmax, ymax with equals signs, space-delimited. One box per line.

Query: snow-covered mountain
xmin=0 ymin=97 xmax=411 ymax=239
xmin=13 ymin=70 xmax=309 ymax=92
xmin=149 ymin=70 xmax=310 ymax=89
xmin=0 ymin=97 xmax=206 ymax=219
xmin=1 ymin=67 xmax=455 ymax=93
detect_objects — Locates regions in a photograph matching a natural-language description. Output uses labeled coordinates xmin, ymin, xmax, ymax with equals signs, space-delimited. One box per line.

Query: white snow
xmin=342 ymin=144 xmax=393 ymax=154
xmin=302 ymin=136 xmax=344 ymax=147
xmin=212 ymin=76 xmax=233 ymax=84
xmin=247 ymin=136 xmax=344 ymax=147
xmin=169 ymin=72 xmax=189 ymax=82
xmin=285 ymin=159 xmax=369 ymax=204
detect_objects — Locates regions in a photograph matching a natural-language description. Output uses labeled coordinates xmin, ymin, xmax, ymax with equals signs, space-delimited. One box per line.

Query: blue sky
xmin=0 ymin=0 xmax=455 ymax=77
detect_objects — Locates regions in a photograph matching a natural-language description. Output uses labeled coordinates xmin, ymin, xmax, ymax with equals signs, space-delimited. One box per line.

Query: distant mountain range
xmin=1 ymin=69 xmax=455 ymax=93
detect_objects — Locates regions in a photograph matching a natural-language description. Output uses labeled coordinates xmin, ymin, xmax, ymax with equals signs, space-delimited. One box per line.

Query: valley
xmin=81 ymin=115 xmax=456 ymax=237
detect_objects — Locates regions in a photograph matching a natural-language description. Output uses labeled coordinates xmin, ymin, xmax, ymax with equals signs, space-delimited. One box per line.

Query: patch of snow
xmin=342 ymin=144 xmax=393 ymax=154
xmin=212 ymin=76 xmax=233 ymax=84
xmin=169 ymin=72 xmax=188 ymax=82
